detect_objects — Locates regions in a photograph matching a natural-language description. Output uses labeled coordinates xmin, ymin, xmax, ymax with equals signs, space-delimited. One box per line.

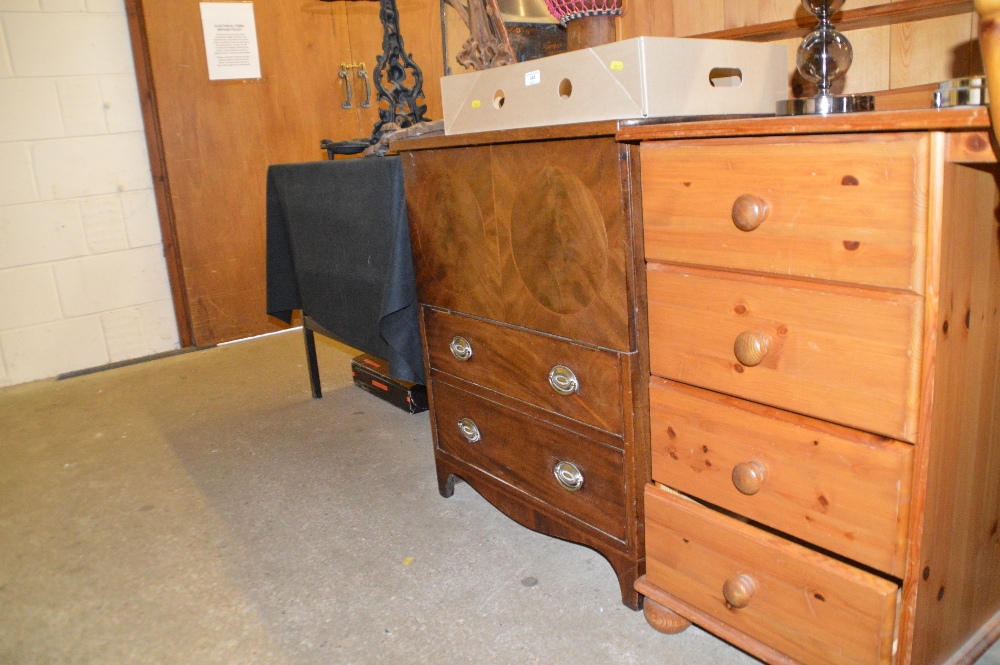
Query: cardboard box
xmin=351 ymin=354 xmax=428 ymax=414
xmin=441 ymin=36 xmax=788 ymax=135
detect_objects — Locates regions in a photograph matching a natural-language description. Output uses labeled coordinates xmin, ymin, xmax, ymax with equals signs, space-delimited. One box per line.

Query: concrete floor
xmin=1 ymin=330 xmax=998 ymax=665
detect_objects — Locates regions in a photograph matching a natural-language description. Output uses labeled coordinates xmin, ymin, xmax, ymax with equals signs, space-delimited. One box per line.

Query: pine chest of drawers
xmin=395 ymin=125 xmax=650 ymax=609
xmin=625 ymin=109 xmax=1000 ymax=665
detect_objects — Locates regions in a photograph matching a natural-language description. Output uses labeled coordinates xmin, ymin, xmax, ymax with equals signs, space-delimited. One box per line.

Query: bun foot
xmin=643 ymin=597 xmax=691 ymax=634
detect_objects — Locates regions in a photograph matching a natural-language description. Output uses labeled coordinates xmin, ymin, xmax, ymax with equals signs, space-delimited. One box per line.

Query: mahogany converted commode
xmin=396 ymin=125 xmax=649 ymax=609
xmin=394 ymin=106 xmax=1000 ymax=664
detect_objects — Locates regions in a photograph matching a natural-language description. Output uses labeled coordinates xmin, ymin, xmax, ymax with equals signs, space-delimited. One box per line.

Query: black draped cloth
xmin=266 ymin=156 xmax=424 ymax=384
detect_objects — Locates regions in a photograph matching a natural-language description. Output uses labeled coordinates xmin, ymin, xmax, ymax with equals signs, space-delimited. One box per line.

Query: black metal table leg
xmin=303 ymin=326 xmax=322 ymax=399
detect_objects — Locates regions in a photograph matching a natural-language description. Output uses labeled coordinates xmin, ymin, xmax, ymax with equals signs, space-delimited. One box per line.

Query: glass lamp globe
xmin=796 ymin=27 xmax=853 ymax=90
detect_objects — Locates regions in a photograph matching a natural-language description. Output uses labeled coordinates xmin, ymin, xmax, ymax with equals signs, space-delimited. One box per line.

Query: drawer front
xmin=642 ymin=135 xmax=927 ymax=293
xmin=433 ymin=379 xmax=626 ymax=540
xmin=647 ymin=264 xmax=923 ymax=442
xmin=424 ymin=307 xmax=624 ymax=433
xmin=645 ymin=485 xmax=899 ymax=665
xmin=650 ymin=378 xmax=913 ymax=577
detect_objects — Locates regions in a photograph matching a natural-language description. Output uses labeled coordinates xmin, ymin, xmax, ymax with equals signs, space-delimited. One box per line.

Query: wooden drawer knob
xmin=734 ymin=332 xmax=769 ymax=367
xmin=732 ymin=461 xmax=766 ymax=495
xmin=723 ymin=574 xmax=757 ymax=609
xmin=732 ymin=194 xmax=769 ymax=232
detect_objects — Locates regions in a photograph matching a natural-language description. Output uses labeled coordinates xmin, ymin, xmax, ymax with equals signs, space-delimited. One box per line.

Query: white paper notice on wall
xmin=199 ymin=2 xmax=262 ymax=81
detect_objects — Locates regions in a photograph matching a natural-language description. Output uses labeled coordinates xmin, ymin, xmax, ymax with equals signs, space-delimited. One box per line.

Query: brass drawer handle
xmin=449 ymin=335 xmax=473 ymax=361
xmin=732 ymin=461 xmax=766 ymax=495
xmin=554 ymin=461 xmax=584 ymax=491
xmin=723 ymin=574 xmax=756 ymax=609
xmin=548 ymin=365 xmax=579 ymax=395
xmin=457 ymin=418 xmax=481 ymax=443
xmin=734 ymin=332 xmax=769 ymax=367
xmin=732 ymin=194 xmax=769 ymax=232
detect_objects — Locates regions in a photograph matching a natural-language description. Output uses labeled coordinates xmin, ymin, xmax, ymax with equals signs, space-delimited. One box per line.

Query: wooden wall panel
xmin=620 ymin=0 xmax=981 ymax=95
xmin=671 ymin=0 xmax=723 ymax=36
xmin=617 ymin=0 xmax=672 ymax=42
xmin=890 ymin=14 xmax=976 ymax=88
xmin=723 ymin=0 xmax=801 ymax=28
xmin=259 ymin=2 xmax=357 ymax=159
xmin=625 ymin=0 xmax=892 ymax=38
xmin=134 ymin=0 xmax=444 ymax=347
xmin=141 ymin=0 xmax=354 ymax=346
xmin=442 ymin=4 xmax=469 ymax=75
xmin=842 ymin=26 xmax=892 ymax=93
xmin=402 ymin=0 xmax=447 ymax=119
xmin=723 ymin=0 xmax=895 ymax=27
xmin=347 ymin=2 xmax=387 ymax=137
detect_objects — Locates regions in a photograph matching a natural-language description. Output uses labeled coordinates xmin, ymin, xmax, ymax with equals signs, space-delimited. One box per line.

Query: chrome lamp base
xmin=778 ymin=93 xmax=876 ymax=116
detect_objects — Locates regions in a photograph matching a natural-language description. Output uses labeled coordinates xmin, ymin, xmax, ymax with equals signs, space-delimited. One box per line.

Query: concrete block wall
xmin=0 ymin=0 xmax=180 ymax=387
